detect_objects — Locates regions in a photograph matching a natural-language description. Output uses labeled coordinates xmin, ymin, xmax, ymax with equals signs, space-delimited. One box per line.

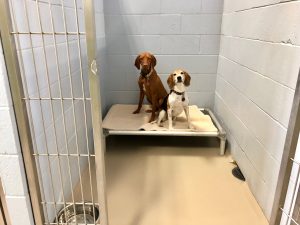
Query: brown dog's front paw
xmin=133 ymin=109 xmax=140 ymax=114
xmin=148 ymin=116 xmax=156 ymax=123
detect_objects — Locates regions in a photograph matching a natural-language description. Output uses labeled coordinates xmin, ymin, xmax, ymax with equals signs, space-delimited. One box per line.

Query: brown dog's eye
xmin=173 ymin=74 xmax=176 ymax=76
xmin=180 ymin=72 xmax=184 ymax=74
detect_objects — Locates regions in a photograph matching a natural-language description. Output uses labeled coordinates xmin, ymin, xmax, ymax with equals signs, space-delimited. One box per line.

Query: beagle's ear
xmin=167 ymin=74 xmax=175 ymax=89
xmin=183 ymin=71 xmax=191 ymax=86
xmin=134 ymin=55 xmax=141 ymax=69
xmin=151 ymin=54 xmax=157 ymax=68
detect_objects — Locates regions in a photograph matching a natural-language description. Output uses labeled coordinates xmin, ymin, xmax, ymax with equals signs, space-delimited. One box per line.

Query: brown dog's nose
xmin=177 ymin=76 xmax=182 ymax=82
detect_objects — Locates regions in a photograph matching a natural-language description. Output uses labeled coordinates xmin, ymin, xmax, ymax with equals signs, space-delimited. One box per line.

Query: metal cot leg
xmin=220 ymin=136 xmax=226 ymax=155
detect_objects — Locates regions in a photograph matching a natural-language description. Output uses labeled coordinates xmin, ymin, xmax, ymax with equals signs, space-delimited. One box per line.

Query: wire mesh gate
xmin=0 ymin=0 xmax=107 ymax=224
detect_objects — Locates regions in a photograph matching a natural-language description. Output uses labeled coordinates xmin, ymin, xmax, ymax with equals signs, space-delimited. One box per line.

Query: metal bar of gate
xmin=84 ymin=1 xmax=109 ymax=225
xmin=0 ymin=1 xmax=44 ymax=224
xmin=1 ymin=0 xmax=108 ymax=224
xmin=270 ymin=69 xmax=300 ymax=225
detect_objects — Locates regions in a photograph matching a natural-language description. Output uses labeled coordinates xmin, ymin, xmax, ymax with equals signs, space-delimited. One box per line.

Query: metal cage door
xmin=0 ymin=0 xmax=108 ymax=224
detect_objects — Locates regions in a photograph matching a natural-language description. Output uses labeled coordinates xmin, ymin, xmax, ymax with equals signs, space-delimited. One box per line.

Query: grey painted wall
xmin=214 ymin=0 xmax=300 ymax=220
xmin=102 ymin=0 xmax=223 ymax=111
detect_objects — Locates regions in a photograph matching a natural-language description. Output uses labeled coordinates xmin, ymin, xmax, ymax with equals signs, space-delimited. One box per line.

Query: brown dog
xmin=133 ymin=52 xmax=167 ymax=122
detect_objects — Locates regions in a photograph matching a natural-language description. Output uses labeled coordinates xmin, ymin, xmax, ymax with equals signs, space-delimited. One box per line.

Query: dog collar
xmin=171 ymin=90 xmax=184 ymax=95
xmin=141 ymin=68 xmax=153 ymax=79
xmin=170 ymin=90 xmax=186 ymax=101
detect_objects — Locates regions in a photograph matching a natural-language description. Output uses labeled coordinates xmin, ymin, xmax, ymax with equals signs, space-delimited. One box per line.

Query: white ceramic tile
xmin=6 ymin=195 xmax=34 ymax=225
xmin=0 ymin=155 xmax=28 ymax=196
xmin=181 ymin=15 xmax=222 ymax=34
xmin=161 ymin=0 xmax=201 ymax=13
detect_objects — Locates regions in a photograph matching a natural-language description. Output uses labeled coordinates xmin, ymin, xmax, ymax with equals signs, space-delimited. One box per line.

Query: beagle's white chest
xmin=168 ymin=92 xmax=189 ymax=116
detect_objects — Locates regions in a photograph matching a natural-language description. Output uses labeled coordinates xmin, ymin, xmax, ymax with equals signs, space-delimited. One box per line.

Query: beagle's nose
xmin=177 ymin=76 xmax=182 ymax=82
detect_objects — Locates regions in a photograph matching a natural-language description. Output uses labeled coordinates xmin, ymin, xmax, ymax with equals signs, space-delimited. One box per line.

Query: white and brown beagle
xmin=157 ymin=69 xmax=192 ymax=130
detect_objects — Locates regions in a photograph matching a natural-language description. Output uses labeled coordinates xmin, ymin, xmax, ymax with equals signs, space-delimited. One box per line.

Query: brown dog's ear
xmin=167 ymin=74 xmax=175 ymax=89
xmin=135 ymin=55 xmax=141 ymax=69
xmin=151 ymin=54 xmax=157 ymax=68
xmin=183 ymin=71 xmax=191 ymax=86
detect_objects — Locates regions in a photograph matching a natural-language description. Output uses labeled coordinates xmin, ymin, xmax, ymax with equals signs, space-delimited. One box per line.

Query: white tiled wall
xmin=215 ymin=0 xmax=300 ymax=220
xmin=103 ymin=0 xmax=224 ymax=109
xmin=0 ymin=36 xmax=34 ymax=225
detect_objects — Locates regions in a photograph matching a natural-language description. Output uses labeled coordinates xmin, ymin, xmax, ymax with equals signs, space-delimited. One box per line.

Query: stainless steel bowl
xmin=56 ymin=203 xmax=99 ymax=224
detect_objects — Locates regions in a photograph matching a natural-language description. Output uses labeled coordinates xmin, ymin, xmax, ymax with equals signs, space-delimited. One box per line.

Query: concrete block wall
xmin=0 ymin=36 xmax=34 ymax=225
xmin=214 ymin=0 xmax=300 ymax=220
xmin=103 ymin=0 xmax=224 ymax=109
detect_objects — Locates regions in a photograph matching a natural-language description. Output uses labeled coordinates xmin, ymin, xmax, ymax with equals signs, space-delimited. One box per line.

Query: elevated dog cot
xmin=103 ymin=104 xmax=226 ymax=155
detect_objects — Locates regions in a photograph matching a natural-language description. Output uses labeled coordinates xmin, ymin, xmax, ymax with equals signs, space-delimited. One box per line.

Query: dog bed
xmin=102 ymin=104 xmax=226 ymax=155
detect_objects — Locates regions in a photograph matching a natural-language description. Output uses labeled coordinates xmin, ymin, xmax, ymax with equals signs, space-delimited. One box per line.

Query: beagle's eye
xmin=180 ymin=72 xmax=184 ymax=74
xmin=173 ymin=74 xmax=176 ymax=76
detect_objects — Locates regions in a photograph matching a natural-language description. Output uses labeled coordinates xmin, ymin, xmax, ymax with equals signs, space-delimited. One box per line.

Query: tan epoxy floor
xmin=103 ymin=136 xmax=268 ymax=225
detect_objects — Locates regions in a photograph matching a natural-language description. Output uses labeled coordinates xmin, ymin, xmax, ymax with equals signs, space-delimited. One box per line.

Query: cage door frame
xmin=0 ymin=1 xmax=44 ymax=224
xmin=83 ymin=0 xmax=109 ymax=225
xmin=0 ymin=0 xmax=109 ymax=224
xmin=270 ymin=69 xmax=300 ymax=225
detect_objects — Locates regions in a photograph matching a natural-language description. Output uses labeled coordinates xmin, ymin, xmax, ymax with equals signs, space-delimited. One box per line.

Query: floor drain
xmin=232 ymin=166 xmax=245 ymax=181
xmin=56 ymin=203 xmax=99 ymax=224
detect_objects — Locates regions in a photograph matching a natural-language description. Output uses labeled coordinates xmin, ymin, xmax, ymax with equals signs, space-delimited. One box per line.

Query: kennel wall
xmin=102 ymin=0 xmax=223 ymax=112
xmin=214 ymin=0 xmax=300 ymax=220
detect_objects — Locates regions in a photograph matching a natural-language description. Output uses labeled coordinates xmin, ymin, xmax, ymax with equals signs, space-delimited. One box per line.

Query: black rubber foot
xmin=232 ymin=166 xmax=245 ymax=181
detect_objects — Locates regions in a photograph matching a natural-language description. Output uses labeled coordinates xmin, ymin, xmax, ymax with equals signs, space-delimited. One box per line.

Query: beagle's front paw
xmin=188 ymin=124 xmax=195 ymax=130
xmin=168 ymin=126 xmax=174 ymax=131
